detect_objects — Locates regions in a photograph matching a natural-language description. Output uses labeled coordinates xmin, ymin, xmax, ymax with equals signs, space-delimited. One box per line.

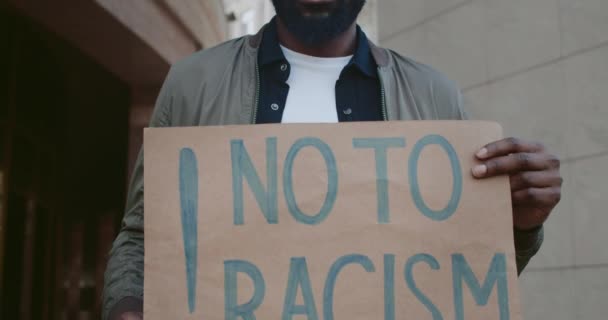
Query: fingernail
xmin=472 ymin=164 xmax=487 ymax=177
xmin=476 ymin=148 xmax=488 ymax=159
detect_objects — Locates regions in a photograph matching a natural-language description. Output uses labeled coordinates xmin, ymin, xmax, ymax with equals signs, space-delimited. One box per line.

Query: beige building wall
xmin=379 ymin=0 xmax=608 ymax=319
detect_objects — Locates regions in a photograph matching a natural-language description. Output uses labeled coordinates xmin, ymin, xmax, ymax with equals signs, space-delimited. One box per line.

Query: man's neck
xmin=276 ymin=18 xmax=357 ymax=58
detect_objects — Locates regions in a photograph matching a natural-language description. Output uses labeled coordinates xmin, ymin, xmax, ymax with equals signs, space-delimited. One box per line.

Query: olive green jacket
xmin=102 ymin=26 xmax=543 ymax=320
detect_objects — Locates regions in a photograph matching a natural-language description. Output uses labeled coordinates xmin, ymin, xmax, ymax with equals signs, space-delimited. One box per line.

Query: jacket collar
xmin=251 ymin=17 xmax=388 ymax=73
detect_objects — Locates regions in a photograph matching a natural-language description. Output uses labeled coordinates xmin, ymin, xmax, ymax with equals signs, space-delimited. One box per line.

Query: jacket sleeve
xmin=451 ymin=87 xmax=544 ymax=274
xmin=102 ymin=69 xmax=175 ymax=320
xmin=514 ymin=226 xmax=544 ymax=274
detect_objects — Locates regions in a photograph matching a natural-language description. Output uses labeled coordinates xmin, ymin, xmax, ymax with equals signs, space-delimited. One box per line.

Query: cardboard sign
xmin=144 ymin=121 xmax=521 ymax=320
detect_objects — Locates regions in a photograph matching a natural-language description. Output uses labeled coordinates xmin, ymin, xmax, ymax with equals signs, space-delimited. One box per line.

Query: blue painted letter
xmin=408 ymin=135 xmax=462 ymax=221
xmin=353 ymin=138 xmax=406 ymax=223
xmin=282 ymin=258 xmax=319 ymax=320
xmin=179 ymin=148 xmax=198 ymax=313
xmin=231 ymin=138 xmax=277 ymax=225
xmin=405 ymin=254 xmax=443 ymax=320
xmin=284 ymin=137 xmax=337 ymax=225
xmin=452 ymin=253 xmax=509 ymax=320
xmin=323 ymin=254 xmax=375 ymax=320
xmin=225 ymin=260 xmax=266 ymax=320
xmin=384 ymin=254 xmax=395 ymax=320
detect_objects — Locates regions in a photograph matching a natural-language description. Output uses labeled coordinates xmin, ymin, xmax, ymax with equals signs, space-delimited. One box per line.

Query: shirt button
xmin=343 ymin=108 xmax=352 ymax=115
xmin=270 ymin=103 xmax=280 ymax=111
xmin=280 ymin=64 xmax=288 ymax=71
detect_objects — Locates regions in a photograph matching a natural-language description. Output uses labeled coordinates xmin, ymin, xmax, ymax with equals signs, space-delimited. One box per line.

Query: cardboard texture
xmin=144 ymin=121 xmax=521 ymax=320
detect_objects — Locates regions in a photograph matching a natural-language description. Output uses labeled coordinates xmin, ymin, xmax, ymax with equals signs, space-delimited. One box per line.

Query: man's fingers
xmin=476 ymin=137 xmax=545 ymax=160
xmin=472 ymin=152 xmax=560 ymax=178
xmin=510 ymin=170 xmax=563 ymax=191
xmin=512 ymin=187 xmax=562 ymax=206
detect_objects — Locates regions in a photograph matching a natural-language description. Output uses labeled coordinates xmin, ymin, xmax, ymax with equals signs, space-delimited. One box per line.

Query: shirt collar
xmin=258 ymin=17 xmax=377 ymax=78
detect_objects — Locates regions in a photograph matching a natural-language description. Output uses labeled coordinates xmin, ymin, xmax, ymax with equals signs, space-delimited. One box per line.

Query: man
xmin=103 ymin=0 xmax=563 ymax=319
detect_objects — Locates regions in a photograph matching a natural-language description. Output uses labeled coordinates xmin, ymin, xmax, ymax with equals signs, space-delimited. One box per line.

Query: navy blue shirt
xmin=255 ymin=19 xmax=384 ymax=123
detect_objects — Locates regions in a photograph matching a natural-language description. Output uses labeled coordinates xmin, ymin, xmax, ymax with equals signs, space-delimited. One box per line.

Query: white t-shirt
xmin=280 ymin=45 xmax=352 ymax=123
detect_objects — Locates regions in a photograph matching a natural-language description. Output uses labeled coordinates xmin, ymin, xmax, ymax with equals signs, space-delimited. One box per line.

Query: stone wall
xmin=378 ymin=1 xmax=608 ymax=319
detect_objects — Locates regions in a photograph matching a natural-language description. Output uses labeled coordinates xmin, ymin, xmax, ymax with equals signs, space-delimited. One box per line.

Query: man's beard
xmin=271 ymin=0 xmax=366 ymax=46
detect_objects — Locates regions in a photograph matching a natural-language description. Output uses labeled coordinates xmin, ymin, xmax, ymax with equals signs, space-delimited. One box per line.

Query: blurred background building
xmin=0 ymin=0 xmax=605 ymax=319
xmin=378 ymin=1 xmax=608 ymax=319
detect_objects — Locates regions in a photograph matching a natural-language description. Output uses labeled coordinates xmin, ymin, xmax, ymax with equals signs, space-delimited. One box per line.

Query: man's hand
xmin=119 ymin=312 xmax=143 ymax=320
xmin=471 ymin=137 xmax=562 ymax=230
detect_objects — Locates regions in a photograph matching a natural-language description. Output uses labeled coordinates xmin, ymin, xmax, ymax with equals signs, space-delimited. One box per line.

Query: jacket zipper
xmin=251 ymin=62 xmax=261 ymax=124
xmin=379 ymin=71 xmax=388 ymax=121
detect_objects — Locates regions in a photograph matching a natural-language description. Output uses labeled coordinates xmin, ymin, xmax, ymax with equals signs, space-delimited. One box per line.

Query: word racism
xmin=177 ymin=135 xmax=510 ymax=320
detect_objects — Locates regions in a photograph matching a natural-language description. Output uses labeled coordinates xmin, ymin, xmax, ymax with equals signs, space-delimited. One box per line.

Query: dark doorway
xmin=1 ymin=7 xmax=130 ymax=319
